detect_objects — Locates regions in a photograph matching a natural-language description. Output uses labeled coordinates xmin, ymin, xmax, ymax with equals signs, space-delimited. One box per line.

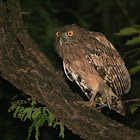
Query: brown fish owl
xmin=55 ymin=24 xmax=131 ymax=115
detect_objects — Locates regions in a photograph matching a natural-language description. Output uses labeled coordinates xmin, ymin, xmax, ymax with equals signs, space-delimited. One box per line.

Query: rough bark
xmin=0 ymin=0 xmax=140 ymax=140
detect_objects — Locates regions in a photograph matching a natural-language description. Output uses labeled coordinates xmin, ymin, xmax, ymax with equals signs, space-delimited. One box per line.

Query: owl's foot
xmin=77 ymin=90 xmax=98 ymax=109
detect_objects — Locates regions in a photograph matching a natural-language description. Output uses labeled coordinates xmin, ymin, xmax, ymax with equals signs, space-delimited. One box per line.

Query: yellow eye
xmin=67 ymin=31 xmax=73 ymax=36
xmin=56 ymin=32 xmax=60 ymax=37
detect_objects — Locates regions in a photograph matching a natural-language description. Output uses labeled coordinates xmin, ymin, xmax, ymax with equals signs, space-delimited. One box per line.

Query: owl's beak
xmin=59 ymin=37 xmax=64 ymax=46
xmin=59 ymin=33 xmax=68 ymax=46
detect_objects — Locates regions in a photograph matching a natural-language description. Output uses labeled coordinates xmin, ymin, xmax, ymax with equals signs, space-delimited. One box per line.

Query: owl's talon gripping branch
xmin=55 ymin=24 xmax=131 ymax=115
xmin=77 ymin=100 xmax=96 ymax=108
xmin=77 ymin=91 xmax=99 ymax=110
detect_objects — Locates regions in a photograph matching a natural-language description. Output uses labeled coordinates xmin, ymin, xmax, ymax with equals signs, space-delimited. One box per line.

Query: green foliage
xmin=114 ymin=25 xmax=140 ymax=36
xmin=129 ymin=103 xmax=140 ymax=114
xmin=115 ymin=25 xmax=140 ymax=46
xmin=115 ymin=25 xmax=140 ymax=76
xmin=129 ymin=65 xmax=140 ymax=75
xmin=126 ymin=35 xmax=140 ymax=46
xmin=8 ymin=99 xmax=65 ymax=140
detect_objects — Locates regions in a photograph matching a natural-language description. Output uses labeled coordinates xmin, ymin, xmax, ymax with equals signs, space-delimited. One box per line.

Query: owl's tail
xmin=106 ymin=88 xmax=126 ymax=116
xmin=111 ymin=100 xmax=126 ymax=116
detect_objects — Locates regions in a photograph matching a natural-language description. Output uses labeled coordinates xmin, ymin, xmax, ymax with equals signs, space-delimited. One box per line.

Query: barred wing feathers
xmin=83 ymin=32 xmax=131 ymax=97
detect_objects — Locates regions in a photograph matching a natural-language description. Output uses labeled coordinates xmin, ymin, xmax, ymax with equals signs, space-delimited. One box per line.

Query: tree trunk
xmin=0 ymin=0 xmax=140 ymax=139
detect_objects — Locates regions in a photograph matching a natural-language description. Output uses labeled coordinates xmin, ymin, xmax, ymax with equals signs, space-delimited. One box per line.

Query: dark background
xmin=0 ymin=0 xmax=140 ymax=139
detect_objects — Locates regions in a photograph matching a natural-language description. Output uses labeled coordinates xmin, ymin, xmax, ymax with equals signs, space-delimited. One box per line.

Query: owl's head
xmin=55 ymin=24 xmax=85 ymax=47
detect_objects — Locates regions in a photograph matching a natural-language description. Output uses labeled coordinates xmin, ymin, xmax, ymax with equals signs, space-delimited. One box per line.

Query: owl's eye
xmin=56 ymin=32 xmax=60 ymax=37
xmin=67 ymin=31 xmax=73 ymax=37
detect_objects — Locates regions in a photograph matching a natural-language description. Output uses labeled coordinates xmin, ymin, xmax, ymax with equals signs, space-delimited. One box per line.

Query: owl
xmin=55 ymin=24 xmax=131 ymax=115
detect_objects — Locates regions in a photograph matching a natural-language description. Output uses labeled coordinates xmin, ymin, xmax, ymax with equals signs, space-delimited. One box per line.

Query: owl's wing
xmin=63 ymin=61 xmax=74 ymax=81
xmin=83 ymin=32 xmax=131 ymax=97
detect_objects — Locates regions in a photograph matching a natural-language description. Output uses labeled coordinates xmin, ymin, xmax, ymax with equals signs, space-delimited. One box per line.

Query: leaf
xmin=23 ymin=107 xmax=33 ymax=121
xmin=53 ymin=122 xmax=65 ymax=138
xmin=47 ymin=116 xmax=55 ymax=127
xmin=37 ymin=113 xmax=47 ymax=127
xmin=27 ymin=121 xmax=35 ymax=140
xmin=136 ymin=60 xmax=140 ymax=65
xmin=35 ymin=126 xmax=39 ymax=140
xmin=8 ymin=103 xmax=17 ymax=112
xmin=31 ymin=101 xmax=37 ymax=106
xmin=130 ymin=103 xmax=140 ymax=114
xmin=32 ymin=108 xmax=41 ymax=119
xmin=132 ymin=25 xmax=140 ymax=31
xmin=126 ymin=35 xmax=140 ymax=45
xmin=33 ymin=114 xmax=46 ymax=140
xmin=53 ymin=122 xmax=58 ymax=128
xmin=27 ymin=116 xmax=40 ymax=140
xmin=130 ymin=106 xmax=138 ymax=114
xmin=129 ymin=65 xmax=140 ymax=75
xmin=114 ymin=25 xmax=140 ymax=36
xmin=13 ymin=106 xmax=20 ymax=118
xmin=17 ymin=106 xmax=25 ymax=120
xmin=59 ymin=124 xmax=65 ymax=138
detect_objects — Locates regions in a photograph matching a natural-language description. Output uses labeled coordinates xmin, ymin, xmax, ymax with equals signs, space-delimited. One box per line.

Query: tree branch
xmin=0 ymin=0 xmax=140 ymax=139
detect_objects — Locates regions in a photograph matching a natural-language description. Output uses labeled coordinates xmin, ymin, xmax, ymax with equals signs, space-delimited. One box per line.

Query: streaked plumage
xmin=55 ymin=24 xmax=131 ymax=115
